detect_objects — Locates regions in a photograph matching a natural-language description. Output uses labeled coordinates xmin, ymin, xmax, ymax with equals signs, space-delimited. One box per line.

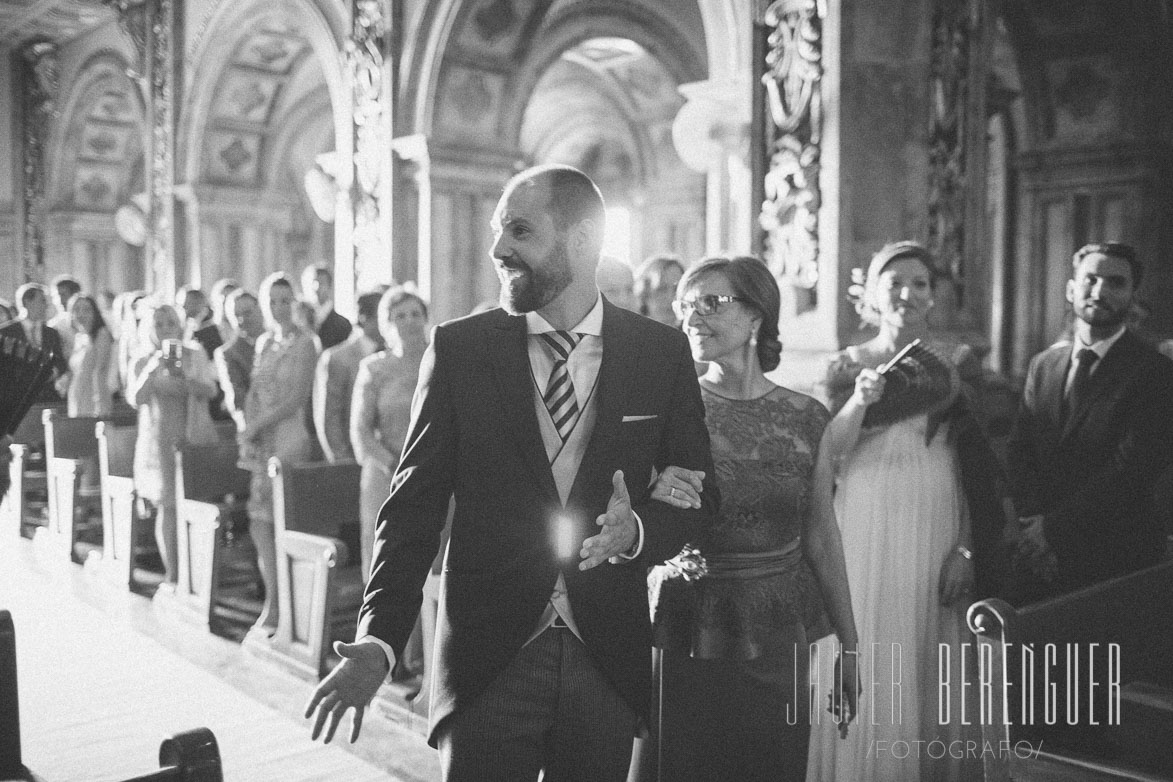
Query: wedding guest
xmin=807 ymin=241 xmax=997 ymax=782
xmin=314 ymin=290 xmax=384 ymax=462
xmin=209 ymin=278 xmax=240 ymax=345
xmin=301 ymin=263 xmax=352 ymax=350
xmin=239 ymin=272 xmax=318 ymax=637
xmin=631 ymin=256 xmax=858 ymax=782
xmin=634 ymin=254 xmax=685 ymax=326
xmin=214 ymin=289 xmax=264 ymax=429
xmin=126 ymin=302 xmax=219 ymax=587
xmin=596 ymin=255 xmax=637 ymax=312
xmin=48 ymin=274 xmax=82 ymax=360
xmin=65 ymin=294 xmax=115 ymax=417
xmin=0 ymin=283 xmax=70 ymax=402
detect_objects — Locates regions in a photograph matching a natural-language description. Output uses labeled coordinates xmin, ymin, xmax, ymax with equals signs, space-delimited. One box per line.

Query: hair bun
xmin=758 ymin=334 xmax=783 ymax=372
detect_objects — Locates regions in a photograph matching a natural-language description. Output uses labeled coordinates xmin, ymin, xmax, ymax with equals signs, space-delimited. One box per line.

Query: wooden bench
xmin=246 ymin=457 xmax=364 ymax=680
xmin=1 ymin=609 xmax=221 ymax=782
xmin=1 ymin=403 xmax=62 ymax=540
xmin=967 ymin=561 xmax=1173 ymax=781
xmin=171 ymin=441 xmax=254 ymax=633
xmin=87 ymin=420 xmax=145 ymax=589
xmin=37 ymin=409 xmax=134 ymax=564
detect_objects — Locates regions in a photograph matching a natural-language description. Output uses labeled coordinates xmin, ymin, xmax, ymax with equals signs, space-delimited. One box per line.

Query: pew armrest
xmin=174 ymin=499 xmax=226 ymax=631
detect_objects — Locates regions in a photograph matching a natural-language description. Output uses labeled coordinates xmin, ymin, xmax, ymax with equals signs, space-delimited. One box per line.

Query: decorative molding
xmin=19 ymin=39 xmax=59 ymax=283
xmin=348 ymin=0 xmax=393 ymax=286
xmin=759 ymin=0 xmax=823 ymax=296
xmin=927 ymin=0 xmax=971 ymax=294
xmin=146 ymin=0 xmax=178 ymax=293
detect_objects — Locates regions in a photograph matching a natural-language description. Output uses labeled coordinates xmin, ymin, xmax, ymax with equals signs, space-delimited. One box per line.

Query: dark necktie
xmin=539 ymin=331 xmax=583 ymax=442
xmin=1065 ymin=348 xmax=1098 ymax=419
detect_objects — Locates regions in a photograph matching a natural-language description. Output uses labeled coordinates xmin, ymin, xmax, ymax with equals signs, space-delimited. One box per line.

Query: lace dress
xmin=806 ymin=344 xmax=980 ymax=782
xmin=640 ymin=386 xmax=832 ymax=782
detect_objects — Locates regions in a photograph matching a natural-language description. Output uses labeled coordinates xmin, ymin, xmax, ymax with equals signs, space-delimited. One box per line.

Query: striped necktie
xmin=539 ymin=331 xmax=583 ymax=442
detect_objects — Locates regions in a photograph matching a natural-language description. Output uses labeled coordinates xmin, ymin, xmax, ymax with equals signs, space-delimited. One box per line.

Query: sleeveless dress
xmin=638 ymin=386 xmax=832 ymax=782
xmin=806 ymin=345 xmax=980 ymax=782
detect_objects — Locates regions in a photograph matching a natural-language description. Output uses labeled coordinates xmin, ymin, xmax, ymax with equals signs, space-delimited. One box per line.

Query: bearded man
xmin=305 ymin=164 xmax=718 ymax=781
xmin=1005 ymin=242 xmax=1173 ymax=604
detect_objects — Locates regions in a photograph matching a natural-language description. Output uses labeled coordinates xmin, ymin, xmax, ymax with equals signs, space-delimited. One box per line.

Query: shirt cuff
xmin=356 ymin=634 xmax=397 ymax=683
xmin=609 ymin=510 xmax=644 ymax=564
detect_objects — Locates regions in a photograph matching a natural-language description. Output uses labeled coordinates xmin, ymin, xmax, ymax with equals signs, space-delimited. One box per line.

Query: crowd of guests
xmin=6 ymin=164 xmax=1173 ymax=782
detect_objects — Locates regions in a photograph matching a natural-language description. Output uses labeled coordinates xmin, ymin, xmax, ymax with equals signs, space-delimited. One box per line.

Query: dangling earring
xmin=750 ymin=332 xmax=758 ymax=347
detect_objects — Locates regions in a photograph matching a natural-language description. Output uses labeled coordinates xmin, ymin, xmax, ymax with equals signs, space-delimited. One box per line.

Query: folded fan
xmin=863 ymin=338 xmax=960 ymax=428
xmin=0 ymin=335 xmax=55 ymax=435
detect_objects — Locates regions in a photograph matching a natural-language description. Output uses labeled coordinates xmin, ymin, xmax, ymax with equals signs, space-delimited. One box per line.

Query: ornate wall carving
xmin=348 ymin=0 xmax=393 ymax=287
xmin=19 ymin=40 xmax=58 ymax=283
xmin=759 ymin=0 xmax=823 ymax=301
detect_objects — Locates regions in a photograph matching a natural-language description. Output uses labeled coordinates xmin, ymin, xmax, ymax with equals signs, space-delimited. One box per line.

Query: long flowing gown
xmin=807 ymin=347 xmax=978 ymax=782
xmin=637 ymin=386 xmax=832 ymax=782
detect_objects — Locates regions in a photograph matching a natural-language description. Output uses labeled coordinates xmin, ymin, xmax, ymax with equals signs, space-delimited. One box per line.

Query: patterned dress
xmin=641 ymin=385 xmax=832 ymax=782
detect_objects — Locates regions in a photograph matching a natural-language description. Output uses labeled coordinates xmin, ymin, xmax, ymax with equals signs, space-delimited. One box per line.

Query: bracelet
xmin=954 ymin=544 xmax=974 ymax=561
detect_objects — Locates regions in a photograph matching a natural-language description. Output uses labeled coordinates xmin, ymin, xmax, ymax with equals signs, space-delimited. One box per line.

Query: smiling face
xmin=871 ymin=256 xmax=934 ymax=331
xmin=381 ymin=297 xmax=428 ymax=348
xmin=679 ymin=271 xmax=760 ymax=365
xmin=490 ymin=181 xmax=575 ymax=315
xmin=1066 ymin=251 xmax=1135 ymax=333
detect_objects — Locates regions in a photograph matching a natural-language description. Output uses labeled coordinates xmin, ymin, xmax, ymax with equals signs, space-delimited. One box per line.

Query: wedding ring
xmin=669 ymin=487 xmax=677 ymax=499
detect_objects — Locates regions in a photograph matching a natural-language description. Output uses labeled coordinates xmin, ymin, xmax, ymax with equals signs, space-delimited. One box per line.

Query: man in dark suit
xmin=305 ymin=165 xmax=717 ymax=780
xmin=313 ymin=290 xmax=384 ymax=462
xmin=1006 ymin=242 xmax=1173 ymax=604
xmin=301 ymin=263 xmax=353 ymax=350
xmin=213 ymin=289 xmax=264 ymax=429
xmin=1 ymin=284 xmax=69 ymax=403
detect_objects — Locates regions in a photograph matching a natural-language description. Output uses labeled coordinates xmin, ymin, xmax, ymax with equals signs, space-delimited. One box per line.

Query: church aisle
xmin=1 ymin=540 xmax=440 ymax=782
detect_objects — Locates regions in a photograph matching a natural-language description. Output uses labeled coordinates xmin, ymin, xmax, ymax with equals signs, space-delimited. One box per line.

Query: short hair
xmin=678 ymin=255 xmax=783 ymax=372
xmin=356 ymin=290 xmax=383 ymax=322
xmin=50 ymin=274 xmax=81 ymax=301
xmin=1072 ymin=242 xmax=1142 ymax=286
xmin=504 ymin=164 xmax=605 ymax=234
xmin=15 ymin=283 xmax=47 ymax=309
xmin=259 ymin=272 xmax=295 ymax=321
xmin=209 ymin=278 xmax=240 ymax=306
xmin=634 ymin=254 xmax=686 ymax=312
xmin=175 ymin=285 xmax=206 ymax=307
xmin=224 ymin=289 xmax=257 ymax=328
xmin=68 ymin=294 xmax=107 ymax=337
xmin=301 ymin=263 xmax=333 ymax=289
xmin=378 ymin=285 xmax=429 ymax=323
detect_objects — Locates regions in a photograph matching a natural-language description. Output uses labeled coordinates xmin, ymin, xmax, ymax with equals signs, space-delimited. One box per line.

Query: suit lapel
xmin=567 ymin=301 xmax=627 ymax=507
xmin=489 ymin=312 xmax=560 ymax=502
xmin=1037 ymin=348 xmax=1068 ymax=433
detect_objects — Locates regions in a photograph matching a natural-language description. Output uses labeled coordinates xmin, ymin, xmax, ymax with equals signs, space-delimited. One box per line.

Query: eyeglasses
xmin=672 ymin=294 xmax=748 ymax=318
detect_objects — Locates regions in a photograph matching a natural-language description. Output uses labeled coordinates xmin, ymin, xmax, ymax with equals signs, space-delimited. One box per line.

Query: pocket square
xmin=622 ymin=414 xmax=658 ymax=422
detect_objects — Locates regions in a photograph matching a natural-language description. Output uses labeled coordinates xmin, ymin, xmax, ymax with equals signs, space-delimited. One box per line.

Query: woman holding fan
xmin=807 ymin=241 xmax=999 ymax=782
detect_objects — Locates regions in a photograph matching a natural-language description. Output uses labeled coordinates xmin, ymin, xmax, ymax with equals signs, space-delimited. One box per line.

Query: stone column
xmin=16 ymin=39 xmax=58 ymax=285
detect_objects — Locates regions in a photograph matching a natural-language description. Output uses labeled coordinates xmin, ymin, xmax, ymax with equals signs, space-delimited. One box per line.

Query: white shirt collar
xmin=1071 ymin=325 xmax=1126 ymax=363
xmin=524 ymin=293 xmax=605 ymax=337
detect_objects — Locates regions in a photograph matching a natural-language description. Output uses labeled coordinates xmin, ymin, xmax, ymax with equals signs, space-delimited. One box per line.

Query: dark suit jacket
xmin=1007 ymin=330 xmax=1173 ymax=598
xmin=0 ymin=320 xmax=68 ymax=402
xmin=356 ymin=300 xmax=718 ymax=744
xmin=316 ymin=309 xmax=352 ymax=351
xmin=213 ymin=335 xmax=254 ymax=418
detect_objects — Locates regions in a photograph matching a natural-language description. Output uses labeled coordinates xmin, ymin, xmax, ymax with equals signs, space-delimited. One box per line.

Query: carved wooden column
xmin=759 ymin=0 xmax=824 ymax=314
xmin=927 ymin=0 xmax=991 ymax=331
xmin=103 ymin=0 xmax=181 ymax=295
xmin=17 ymin=40 xmax=58 ymax=284
xmin=340 ymin=0 xmax=396 ymax=311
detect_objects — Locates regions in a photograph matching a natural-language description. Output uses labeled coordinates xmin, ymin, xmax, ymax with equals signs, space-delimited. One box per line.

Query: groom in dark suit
xmin=305 ymin=165 xmax=717 ymax=780
xmin=1005 ymin=242 xmax=1173 ymax=604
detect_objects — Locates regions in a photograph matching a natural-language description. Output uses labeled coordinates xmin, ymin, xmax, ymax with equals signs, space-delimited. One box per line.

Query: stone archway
xmin=180 ymin=0 xmax=346 ymax=292
xmin=43 ymin=50 xmax=146 ymax=295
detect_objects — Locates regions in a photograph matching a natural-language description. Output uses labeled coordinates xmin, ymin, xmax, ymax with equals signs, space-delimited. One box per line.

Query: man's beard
xmin=498 ymin=242 xmax=573 ymax=315
xmin=1077 ymin=300 xmax=1128 ymax=329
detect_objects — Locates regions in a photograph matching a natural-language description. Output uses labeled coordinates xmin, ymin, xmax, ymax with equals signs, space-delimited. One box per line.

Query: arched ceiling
xmin=520 ymin=37 xmax=683 ymax=197
xmin=198 ymin=16 xmax=328 ymax=189
xmin=0 ymin=0 xmax=113 ymax=46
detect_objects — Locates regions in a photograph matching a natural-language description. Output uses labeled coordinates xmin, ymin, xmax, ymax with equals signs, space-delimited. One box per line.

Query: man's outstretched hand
xmin=579 ymin=469 xmax=637 ymax=570
xmin=304 ymin=640 xmax=388 ymax=744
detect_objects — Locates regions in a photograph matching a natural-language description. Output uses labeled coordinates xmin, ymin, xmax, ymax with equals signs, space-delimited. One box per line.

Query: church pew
xmin=37 ymin=409 xmax=134 ymax=564
xmin=1 ymin=402 xmax=62 ymax=540
xmin=1 ymin=610 xmax=22 ymax=779
xmin=247 ymin=457 xmax=363 ymax=680
xmin=967 ymin=561 xmax=1173 ymax=782
xmin=171 ymin=441 xmax=253 ymax=632
xmin=89 ymin=420 xmax=144 ymax=589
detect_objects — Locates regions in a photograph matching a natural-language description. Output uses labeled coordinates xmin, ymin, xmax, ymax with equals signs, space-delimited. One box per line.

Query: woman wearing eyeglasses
xmin=805 ymin=241 xmax=998 ymax=782
xmin=630 ymin=255 xmax=859 ymax=782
